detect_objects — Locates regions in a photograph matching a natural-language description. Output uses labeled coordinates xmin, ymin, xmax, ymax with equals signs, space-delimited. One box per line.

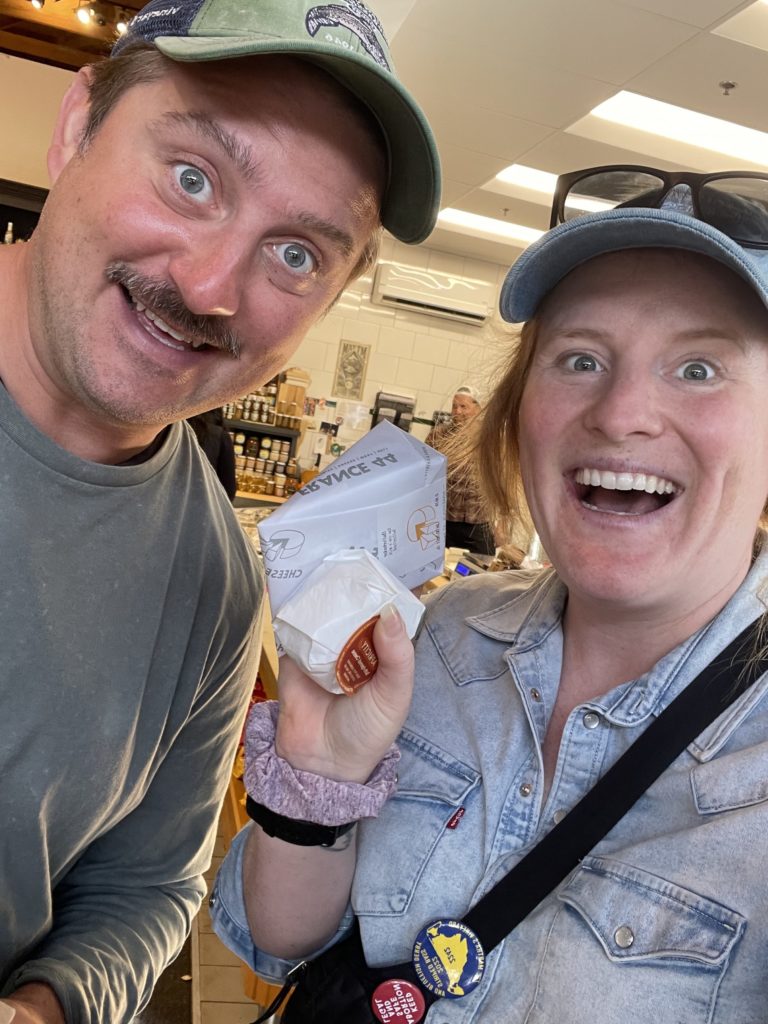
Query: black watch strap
xmin=245 ymin=796 xmax=357 ymax=848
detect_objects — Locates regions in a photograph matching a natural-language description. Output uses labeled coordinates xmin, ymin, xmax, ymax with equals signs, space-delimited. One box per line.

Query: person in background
xmin=187 ymin=407 xmax=237 ymax=501
xmin=211 ymin=167 xmax=768 ymax=1022
xmin=0 ymin=0 xmax=439 ymax=1019
xmin=426 ymin=385 xmax=495 ymax=555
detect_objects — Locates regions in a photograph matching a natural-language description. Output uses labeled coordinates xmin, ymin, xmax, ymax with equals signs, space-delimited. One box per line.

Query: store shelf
xmin=235 ymin=491 xmax=288 ymax=504
xmin=225 ymin=418 xmax=299 ymax=440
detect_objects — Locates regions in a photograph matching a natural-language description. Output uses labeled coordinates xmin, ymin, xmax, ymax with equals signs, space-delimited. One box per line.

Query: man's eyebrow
xmin=153 ymin=111 xmax=261 ymax=184
xmin=294 ymin=212 xmax=354 ymax=258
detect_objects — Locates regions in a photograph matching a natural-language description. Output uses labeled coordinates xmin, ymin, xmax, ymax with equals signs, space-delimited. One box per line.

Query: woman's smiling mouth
xmin=573 ymin=467 xmax=682 ymax=516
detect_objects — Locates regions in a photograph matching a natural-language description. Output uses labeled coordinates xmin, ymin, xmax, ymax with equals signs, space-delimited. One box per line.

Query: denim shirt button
xmin=519 ymin=782 xmax=533 ymax=797
xmin=583 ymin=711 xmax=601 ymax=730
xmin=208 ymin=893 xmax=217 ymax=909
xmin=614 ymin=925 xmax=635 ymax=949
xmin=553 ymin=808 xmax=567 ymax=824
xmin=530 ymin=687 xmax=542 ymax=702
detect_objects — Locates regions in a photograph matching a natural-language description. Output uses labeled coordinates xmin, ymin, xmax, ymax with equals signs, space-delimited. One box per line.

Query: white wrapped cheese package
xmin=258 ymin=420 xmax=446 ymax=612
xmin=273 ymin=549 xmax=425 ymax=694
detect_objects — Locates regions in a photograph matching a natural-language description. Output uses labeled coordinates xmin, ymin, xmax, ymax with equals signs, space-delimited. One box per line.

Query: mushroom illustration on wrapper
xmin=257 ymin=421 xmax=447 ymax=692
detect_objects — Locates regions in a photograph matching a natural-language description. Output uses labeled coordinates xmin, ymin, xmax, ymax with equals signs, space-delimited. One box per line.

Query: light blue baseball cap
xmin=500 ymin=185 xmax=768 ymax=323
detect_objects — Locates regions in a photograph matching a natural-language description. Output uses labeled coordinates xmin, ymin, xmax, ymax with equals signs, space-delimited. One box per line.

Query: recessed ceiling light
xmin=492 ymin=164 xmax=614 ymax=212
xmin=437 ymin=208 xmax=543 ymax=246
xmin=591 ymin=91 xmax=768 ymax=165
xmin=495 ymin=164 xmax=558 ymax=193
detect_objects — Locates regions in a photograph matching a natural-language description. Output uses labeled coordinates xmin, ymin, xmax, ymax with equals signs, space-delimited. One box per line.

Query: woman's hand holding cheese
xmin=275 ymin=604 xmax=414 ymax=784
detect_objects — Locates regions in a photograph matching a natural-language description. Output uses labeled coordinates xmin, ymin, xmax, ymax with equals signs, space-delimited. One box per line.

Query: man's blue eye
xmin=177 ymin=165 xmax=207 ymax=195
xmin=276 ymin=242 xmax=315 ymax=274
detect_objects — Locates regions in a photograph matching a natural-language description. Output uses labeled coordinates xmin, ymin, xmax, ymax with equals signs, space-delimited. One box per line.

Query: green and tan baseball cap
xmin=112 ymin=0 xmax=441 ymax=244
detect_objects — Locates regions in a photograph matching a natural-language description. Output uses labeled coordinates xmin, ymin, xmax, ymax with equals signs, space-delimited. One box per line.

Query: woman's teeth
xmin=574 ymin=468 xmax=678 ymax=495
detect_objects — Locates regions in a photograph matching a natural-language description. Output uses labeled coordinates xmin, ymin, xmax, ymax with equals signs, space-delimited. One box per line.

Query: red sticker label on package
xmin=336 ymin=615 xmax=380 ymax=694
xmin=371 ymin=979 xmax=426 ymax=1023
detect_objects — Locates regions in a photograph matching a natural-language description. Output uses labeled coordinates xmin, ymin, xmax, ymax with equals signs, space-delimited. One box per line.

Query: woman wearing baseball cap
xmin=215 ymin=168 xmax=768 ymax=1023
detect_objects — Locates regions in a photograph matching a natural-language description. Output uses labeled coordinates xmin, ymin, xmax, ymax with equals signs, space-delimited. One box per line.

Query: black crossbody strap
xmin=462 ymin=614 xmax=767 ymax=950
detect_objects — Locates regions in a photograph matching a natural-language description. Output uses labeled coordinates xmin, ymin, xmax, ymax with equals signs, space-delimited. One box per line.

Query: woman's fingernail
xmin=378 ymin=602 xmax=404 ymax=636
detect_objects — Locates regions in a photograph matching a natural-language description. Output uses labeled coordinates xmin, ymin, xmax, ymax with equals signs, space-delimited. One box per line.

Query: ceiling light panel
xmin=437 ymin=209 xmax=543 ymax=247
xmin=714 ymin=2 xmax=768 ymax=54
xmin=590 ymin=91 xmax=768 ymax=165
xmin=484 ymin=164 xmax=618 ymax=214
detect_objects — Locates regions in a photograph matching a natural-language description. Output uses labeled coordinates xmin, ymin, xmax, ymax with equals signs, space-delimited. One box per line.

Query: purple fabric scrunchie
xmin=243 ymin=700 xmax=400 ymax=826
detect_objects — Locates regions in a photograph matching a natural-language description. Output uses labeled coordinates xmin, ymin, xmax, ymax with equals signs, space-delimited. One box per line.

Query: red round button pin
xmin=371 ymin=979 xmax=427 ymax=1023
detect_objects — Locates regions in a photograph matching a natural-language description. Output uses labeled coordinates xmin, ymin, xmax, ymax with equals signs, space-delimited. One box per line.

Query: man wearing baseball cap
xmin=0 ymin=1 xmax=439 ymax=1020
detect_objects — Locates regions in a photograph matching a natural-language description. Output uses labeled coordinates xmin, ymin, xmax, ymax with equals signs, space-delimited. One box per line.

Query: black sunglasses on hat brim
xmin=550 ymin=165 xmax=768 ymax=248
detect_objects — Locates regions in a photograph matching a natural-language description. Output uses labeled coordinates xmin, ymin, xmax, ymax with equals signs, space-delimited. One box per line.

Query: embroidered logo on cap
xmin=306 ymin=1 xmax=391 ymax=70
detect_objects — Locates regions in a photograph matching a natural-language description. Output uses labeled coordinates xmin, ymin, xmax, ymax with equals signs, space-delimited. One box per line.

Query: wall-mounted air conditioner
xmin=371 ymin=261 xmax=496 ymax=326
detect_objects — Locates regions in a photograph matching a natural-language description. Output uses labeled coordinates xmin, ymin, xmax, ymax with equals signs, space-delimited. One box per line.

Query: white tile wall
xmin=288 ymin=241 xmax=513 ymax=424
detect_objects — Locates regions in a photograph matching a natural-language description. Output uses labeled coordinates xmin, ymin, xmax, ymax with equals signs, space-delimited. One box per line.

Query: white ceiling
xmin=377 ymin=0 xmax=768 ymax=265
xmin=4 ymin=0 xmax=768 ymax=272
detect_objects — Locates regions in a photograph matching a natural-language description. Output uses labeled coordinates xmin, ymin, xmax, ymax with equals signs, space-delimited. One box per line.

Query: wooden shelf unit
xmin=234 ymin=491 xmax=288 ymax=505
xmin=225 ymin=418 xmax=300 ymax=449
xmin=220 ymin=612 xmax=289 ymax=1015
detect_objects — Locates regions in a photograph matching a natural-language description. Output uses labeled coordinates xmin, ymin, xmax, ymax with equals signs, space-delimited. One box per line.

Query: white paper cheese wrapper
xmin=273 ymin=549 xmax=425 ymax=694
xmin=258 ymin=420 xmax=446 ymax=613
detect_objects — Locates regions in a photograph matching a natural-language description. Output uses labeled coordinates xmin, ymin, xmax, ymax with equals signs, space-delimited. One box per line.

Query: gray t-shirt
xmin=0 ymin=383 xmax=263 ymax=1021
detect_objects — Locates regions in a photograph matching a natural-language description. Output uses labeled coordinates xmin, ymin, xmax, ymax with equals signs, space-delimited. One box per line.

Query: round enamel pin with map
xmin=412 ymin=920 xmax=485 ymax=999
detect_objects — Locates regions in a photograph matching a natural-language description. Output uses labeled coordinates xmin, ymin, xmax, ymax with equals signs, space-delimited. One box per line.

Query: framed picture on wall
xmin=332 ymin=340 xmax=371 ymax=401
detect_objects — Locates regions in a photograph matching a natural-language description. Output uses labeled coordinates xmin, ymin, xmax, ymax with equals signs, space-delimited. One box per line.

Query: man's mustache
xmin=106 ymin=262 xmax=242 ymax=358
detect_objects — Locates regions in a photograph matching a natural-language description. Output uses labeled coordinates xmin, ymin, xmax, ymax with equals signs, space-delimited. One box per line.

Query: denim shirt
xmin=212 ymin=539 xmax=768 ymax=1023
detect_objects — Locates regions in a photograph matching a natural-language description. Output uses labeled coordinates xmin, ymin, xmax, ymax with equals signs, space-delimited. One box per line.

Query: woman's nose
xmin=582 ymin=371 xmax=664 ymax=442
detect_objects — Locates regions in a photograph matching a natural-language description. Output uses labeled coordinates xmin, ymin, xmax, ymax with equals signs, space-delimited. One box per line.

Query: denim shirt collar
xmin=432 ymin=533 xmax=768 ymax=758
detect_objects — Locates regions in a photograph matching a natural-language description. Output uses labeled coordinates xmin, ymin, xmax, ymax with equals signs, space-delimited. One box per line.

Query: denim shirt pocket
xmin=518 ymin=856 xmax=747 ymax=1022
xmin=691 ymin=741 xmax=768 ymax=814
xmin=559 ymin=856 xmax=744 ymax=967
xmin=354 ymin=727 xmax=481 ymax=917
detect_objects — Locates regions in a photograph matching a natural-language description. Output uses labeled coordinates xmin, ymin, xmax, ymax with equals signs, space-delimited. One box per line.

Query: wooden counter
xmin=219 ymin=606 xmax=288 ymax=1014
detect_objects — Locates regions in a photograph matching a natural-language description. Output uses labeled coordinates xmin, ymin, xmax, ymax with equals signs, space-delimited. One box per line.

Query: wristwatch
xmin=246 ymin=796 xmax=357 ymax=848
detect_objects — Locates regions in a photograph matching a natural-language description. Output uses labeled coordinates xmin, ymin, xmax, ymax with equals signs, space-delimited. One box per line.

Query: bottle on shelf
xmin=283 ymin=458 xmax=300 ymax=496
xmin=300 ymin=453 xmax=322 ymax=485
xmin=3 ymin=222 xmax=14 ymax=245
